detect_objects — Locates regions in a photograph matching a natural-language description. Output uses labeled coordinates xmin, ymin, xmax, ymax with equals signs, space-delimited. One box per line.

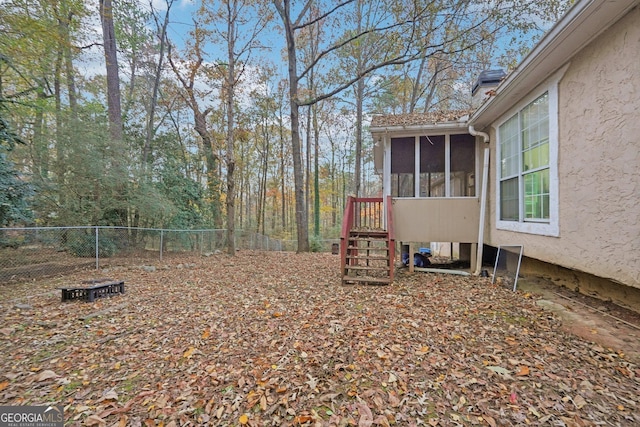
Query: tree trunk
xmin=290 ymin=92 xmax=309 ymax=250
xmin=313 ymin=104 xmax=320 ymax=237
xmin=305 ymin=106 xmax=311 ymax=231
xmin=143 ymin=5 xmax=171 ymax=168
xmin=60 ymin=11 xmax=78 ymax=121
xmin=54 ymin=37 xmax=67 ymax=224
xmin=259 ymin=129 xmax=269 ymax=236
xmin=275 ymin=0 xmax=309 ymax=252
xmin=195 ymin=109 xmax=222 ymax=227
xmin=225 ymin=1 xmax=237 ymax=255
xmin=100 ymin=0 xmax=126 ymax=226
xmin=278 ymin=99 xmax=287 ymax=232
xmin=353 ymin=0 xmax=364 ymax=197
xmin=329 ymin=134 xmax=337 ymax=228
xmin=32 ymin=89 xmax=48 ymax=180
xmin=99 ymin=0 xmax=123 ymax=142
xmin=238 ymin=137 xmax=246 ymax=230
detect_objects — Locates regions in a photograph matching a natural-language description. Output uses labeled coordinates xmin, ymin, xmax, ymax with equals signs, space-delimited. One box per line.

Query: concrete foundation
xmin=519 ymin=256 xmax=640 ymax=314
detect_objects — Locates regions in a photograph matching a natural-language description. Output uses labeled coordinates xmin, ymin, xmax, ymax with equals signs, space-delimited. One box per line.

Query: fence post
xmin=160 ymin=230 xmax=164 ymax=261
xmin=95 ymin=226 xmax=99 ymax=270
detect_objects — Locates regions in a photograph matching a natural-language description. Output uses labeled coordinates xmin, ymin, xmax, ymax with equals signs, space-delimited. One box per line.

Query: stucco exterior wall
xmin=485 ymin=6 xmax=640 ymax=289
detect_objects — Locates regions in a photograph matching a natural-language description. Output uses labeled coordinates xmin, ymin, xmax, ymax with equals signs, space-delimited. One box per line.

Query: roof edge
xmin=470 ymin=0 xmax=639 ymax=128
xmin=369 ymin=121 xmax=469 ymax=136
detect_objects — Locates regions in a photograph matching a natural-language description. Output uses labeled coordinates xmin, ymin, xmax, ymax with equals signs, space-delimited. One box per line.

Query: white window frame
xmin=494 ymin=66 xmax=568 ymax=237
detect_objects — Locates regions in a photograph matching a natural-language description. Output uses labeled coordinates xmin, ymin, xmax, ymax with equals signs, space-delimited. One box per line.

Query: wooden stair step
xmin=349 ymin=229 xmax=388 ymax=234
xmin=342 ymin=276 xmax=390 ymax=285
xmin=340 ymin=198 xmax=394 ymax=285
xmin=349 ymin=235 xmax=388 ymax=241
xmin=344 ymin=265 xmax=390 ymax=272
xmin=346 ymin=247 xmax=389 ymax=252
xmin=345 ymin=255 xmax=390 ymax=261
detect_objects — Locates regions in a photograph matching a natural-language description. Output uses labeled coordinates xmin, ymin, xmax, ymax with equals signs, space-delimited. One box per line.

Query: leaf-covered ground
xmin=1 ymin=251 xmax=638 ymax=426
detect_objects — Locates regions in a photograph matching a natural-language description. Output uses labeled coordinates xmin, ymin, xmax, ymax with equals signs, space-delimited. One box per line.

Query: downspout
xmin=469 ymin=125 xmax=489 ymax=275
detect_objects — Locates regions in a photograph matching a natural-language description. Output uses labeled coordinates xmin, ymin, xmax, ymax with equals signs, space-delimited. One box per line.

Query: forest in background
xmin=0 ymin=0 xmax=572 ymax=252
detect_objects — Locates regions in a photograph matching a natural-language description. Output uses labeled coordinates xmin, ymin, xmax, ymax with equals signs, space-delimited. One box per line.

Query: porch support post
xmin=383 ymin=134 xmax=391 ymax=198
xmin=383 ymin=134 xmax=392 ymax=229
xmin=471 ymin=243 xmax=477 ymax=272
xmin=409 ymin=242 xmax=415 ymax=273
xmin=445 ymin=134 xmax=451 ymax=197
xmin=414 ymin=135 xmax=420 ymax=197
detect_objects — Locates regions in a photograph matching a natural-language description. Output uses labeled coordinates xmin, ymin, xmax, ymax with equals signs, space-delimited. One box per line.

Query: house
xmin=343 ymin=0 xmax=639 ymax=309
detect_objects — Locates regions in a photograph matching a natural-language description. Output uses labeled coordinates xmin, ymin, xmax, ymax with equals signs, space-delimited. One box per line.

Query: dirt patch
xmin=517 ymin=276 xmax=640 ymax=364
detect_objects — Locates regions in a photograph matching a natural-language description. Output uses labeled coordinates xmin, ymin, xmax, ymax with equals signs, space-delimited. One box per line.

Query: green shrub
xmin=309 ymin=235 xmax=324 ymax=253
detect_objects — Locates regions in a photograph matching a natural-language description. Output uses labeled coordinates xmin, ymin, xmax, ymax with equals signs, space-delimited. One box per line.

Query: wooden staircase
xmin=340 ymin=197 xmax=395 ymax=285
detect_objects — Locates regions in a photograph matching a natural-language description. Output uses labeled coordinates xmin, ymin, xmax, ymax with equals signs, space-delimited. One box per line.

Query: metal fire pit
xmin=60 ymin=278 xmax=125 ymax=302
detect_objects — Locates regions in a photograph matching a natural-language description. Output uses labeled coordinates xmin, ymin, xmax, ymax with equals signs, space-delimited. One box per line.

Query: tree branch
xmin=294 ymin=0 xmax=355 ymax=30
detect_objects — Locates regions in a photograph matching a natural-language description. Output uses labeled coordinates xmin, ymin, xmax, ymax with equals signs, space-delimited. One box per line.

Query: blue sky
xmin=144 ymin=0 xmax=285 ymax=64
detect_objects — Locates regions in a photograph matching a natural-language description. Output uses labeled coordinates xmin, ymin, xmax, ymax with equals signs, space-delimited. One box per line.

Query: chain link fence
xmin=0 ymin=226 xmax=289 ymax=283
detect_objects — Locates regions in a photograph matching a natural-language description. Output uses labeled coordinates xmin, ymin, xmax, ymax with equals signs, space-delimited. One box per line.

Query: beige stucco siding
xmin=486 ymin=6 xmax=640 ymax=288
xmin=392 ymin=198 xmax=480 ymax=243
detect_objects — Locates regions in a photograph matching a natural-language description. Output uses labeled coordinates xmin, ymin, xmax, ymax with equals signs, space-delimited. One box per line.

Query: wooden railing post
xmin=386 ymin=196 xmax=395 ymax=282
xmin=340 ymin=196 xmax=355 ymax=276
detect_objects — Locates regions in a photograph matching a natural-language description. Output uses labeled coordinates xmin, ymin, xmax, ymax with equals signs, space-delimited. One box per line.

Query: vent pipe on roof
xmin=472 ymin=69 xmax=505 ymax=109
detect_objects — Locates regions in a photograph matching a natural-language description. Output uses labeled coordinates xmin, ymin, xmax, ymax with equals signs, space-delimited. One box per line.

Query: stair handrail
xmin=385 ymin=195 xmax=395 ymax=282
xmin=340 ymin=195 xmax=356 ymax=276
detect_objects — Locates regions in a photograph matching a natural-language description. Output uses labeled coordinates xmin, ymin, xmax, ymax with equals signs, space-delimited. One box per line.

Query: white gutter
xmin=369 ymin=121 xmax=469 ymax=135
xmin=469 ymin=125 xmax=490 ymax=275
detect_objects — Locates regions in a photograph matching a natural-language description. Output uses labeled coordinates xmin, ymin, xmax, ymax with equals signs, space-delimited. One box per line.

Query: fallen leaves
xmin=182 ymin=346 xmax=196 ymax=359
xmin=34 ymin=370 xmax=59 ymax=382
xmin=487 ymin=365 xmax=511 ymax=376
xmin=84 ymin=414 xmax=106 ymax=426
xmin=0 ymin=251 xmax=638 ymax=426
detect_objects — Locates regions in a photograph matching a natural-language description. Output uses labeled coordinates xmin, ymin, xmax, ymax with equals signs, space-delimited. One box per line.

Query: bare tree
xmin=199 ymin=0 xmax=270 ymax=254
xmin=143 ymin=0 xmax=173 ymax=168
xmin=167 ymin=22 xmax=223 ymax=227
xmin=272 ymin=0 xmax=444 ymax=251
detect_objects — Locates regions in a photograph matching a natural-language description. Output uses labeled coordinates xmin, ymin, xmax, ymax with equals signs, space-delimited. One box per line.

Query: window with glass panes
xmin=498 ymin=92 xmax=550 ymax=222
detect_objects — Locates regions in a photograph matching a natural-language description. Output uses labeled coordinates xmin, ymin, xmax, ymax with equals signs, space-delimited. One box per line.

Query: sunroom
xmin=369 ymin=111 xmax=484 ymax=272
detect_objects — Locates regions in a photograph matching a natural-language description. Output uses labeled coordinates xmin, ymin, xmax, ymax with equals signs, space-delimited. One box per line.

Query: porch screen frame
xmin=390 ymin=136 xmax=416 ymax=197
